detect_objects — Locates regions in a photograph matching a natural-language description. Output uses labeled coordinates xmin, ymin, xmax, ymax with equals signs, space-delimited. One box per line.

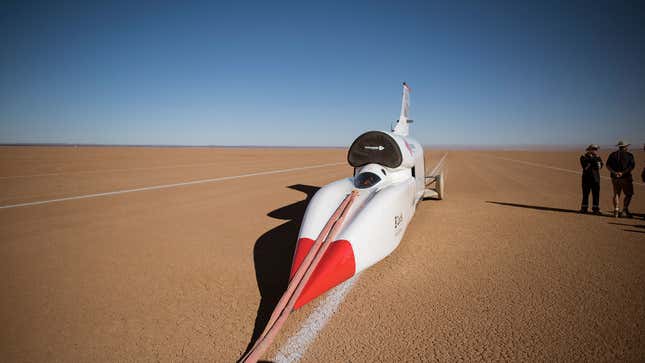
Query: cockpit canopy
xmin=347 ymin=131 xmax=403 ymax=168
xmin=353 ymin=171 xmax=382 ymax=189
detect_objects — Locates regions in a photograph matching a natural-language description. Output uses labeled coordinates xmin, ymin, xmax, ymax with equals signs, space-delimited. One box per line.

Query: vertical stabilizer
xmin=392 ymin=82 xmax=412 ymax=136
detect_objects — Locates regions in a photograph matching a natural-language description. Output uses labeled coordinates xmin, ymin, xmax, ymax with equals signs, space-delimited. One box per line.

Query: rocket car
xmin=289 ymin=83 xmax=445 ymax=308
xmin=241 ymin=83 xmax=446 ymax=363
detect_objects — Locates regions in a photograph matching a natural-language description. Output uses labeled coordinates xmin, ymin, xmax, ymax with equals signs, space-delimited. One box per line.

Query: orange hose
xmin=240 ymin=192 xmax=352 ymax=362
xmin=242 ymin=190 xmax=358 ymax=363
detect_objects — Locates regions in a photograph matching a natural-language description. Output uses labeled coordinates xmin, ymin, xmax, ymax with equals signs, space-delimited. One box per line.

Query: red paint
xmin=403 ymin=139 xmax=414 ymax=156
xmin=289 ymin=238 xmax=315 ymax=280
xmin=289 ymin=237 xmax=356 ymax=309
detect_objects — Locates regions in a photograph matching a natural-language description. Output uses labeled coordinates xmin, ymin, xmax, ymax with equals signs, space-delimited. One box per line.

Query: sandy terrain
xmin=1 ymin=146 xmax=643 ymax=362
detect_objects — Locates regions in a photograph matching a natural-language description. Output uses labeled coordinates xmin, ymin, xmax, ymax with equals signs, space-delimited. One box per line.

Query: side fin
xmin=392 ymin=82 xmax=412 ymax=136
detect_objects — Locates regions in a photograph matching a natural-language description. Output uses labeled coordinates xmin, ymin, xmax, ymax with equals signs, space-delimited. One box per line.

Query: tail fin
xmin=392 ymin=82 xmax=412 ymax=136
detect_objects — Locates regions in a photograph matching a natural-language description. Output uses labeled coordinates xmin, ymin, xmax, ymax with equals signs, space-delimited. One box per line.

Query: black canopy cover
xmin=347 ymin=131 xmax=403 ymax=168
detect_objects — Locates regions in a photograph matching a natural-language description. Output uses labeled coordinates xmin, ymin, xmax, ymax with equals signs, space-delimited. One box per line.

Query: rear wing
xmin=392 ymin=82 xmax=412 ymax=136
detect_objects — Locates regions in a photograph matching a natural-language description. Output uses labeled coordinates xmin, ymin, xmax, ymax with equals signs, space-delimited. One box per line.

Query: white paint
xmin=0 ymin=159 xmax=300 ymax=179
xmin=273 ymin=274 xmax=360 ymax=363
xmin=0 ymin=162 xmax=345 ymax=210
xmin=487 ymin=155 xmax=644 ymax=186
xmin=299 ymin=139 xmax=425 ymax=276
xmin=393 ymin=82 xmax=411 ymax=136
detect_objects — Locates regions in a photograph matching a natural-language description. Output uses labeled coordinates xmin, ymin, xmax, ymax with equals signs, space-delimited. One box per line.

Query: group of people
xmin=579 ymin=141 xmax=642 ymax=218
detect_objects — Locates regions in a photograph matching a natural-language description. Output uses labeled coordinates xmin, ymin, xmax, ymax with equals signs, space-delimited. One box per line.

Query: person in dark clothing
xmin=605 ymin=140 xmax=635 ymax=218
xmin=579 ymin=144 xmax=603 ymax=214
xmin=642 ymin=144 xmax=645 ymax=220
xmin=642 ymin=144 xmax=645 ymax=184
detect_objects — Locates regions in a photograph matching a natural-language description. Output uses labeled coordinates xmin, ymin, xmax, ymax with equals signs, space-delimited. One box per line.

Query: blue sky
xmin=1 ymin=1 xmax=644 ymax=147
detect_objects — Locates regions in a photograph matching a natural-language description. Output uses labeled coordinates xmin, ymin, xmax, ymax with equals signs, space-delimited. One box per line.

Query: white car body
xmin=290 ymin=83 xmax=443 ymax=308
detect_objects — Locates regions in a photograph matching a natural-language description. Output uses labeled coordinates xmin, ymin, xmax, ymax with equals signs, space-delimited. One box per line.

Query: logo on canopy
xmin=364 ymin=145 xmax=385 ymax=151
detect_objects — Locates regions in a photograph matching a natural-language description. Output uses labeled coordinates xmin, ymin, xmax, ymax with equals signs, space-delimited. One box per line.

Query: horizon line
xmin=0 ymin=142 xmax=629 ymax=151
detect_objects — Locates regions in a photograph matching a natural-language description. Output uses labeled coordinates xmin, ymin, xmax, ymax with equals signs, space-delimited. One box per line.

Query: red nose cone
xmin=289 ymin=238 xmax=356 ymax=309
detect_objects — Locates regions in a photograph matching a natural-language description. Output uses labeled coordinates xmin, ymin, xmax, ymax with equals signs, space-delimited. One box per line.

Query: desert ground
xmin=1 ymin=146 xmax=643 ymax=362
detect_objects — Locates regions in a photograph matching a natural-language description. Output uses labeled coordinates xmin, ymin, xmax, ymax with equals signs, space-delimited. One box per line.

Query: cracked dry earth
xmin=1 ymin=147 xmax=643 ymax=362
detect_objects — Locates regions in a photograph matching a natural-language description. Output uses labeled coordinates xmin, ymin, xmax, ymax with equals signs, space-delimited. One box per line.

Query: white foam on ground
xmin=0 ymin=162 xmax=345 ymax=210
xmin=273 ymin=274 xmax=360 ymax=363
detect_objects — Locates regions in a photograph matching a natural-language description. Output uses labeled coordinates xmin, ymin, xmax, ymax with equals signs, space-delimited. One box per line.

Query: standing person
xmin=606 ymin=141 xmax=635 ymax=218
xmin=579 ymin=144 xmax=603 ymax=214
xmin=642 ymin=144 xmax=645 ymax=220
xmin=642 ymin=144 xmax=645 ymax=183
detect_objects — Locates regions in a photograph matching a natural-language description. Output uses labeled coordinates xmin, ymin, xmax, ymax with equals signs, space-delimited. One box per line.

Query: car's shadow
xmin=238 ymin=184 xmax=320 ymax=362
xmin=486 ymin=201 xmax=582 ymax=215
xmin=487 ymin=201 xmax=645 ymax=234
xmin=487 ymin=201 xmax=644 ymax=218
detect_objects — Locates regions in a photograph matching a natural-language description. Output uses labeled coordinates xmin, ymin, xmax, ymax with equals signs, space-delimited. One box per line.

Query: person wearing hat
xmin=606 ymin=140 xmax=636 ymax=218
xmin=579 ymin=144 xmax=603 ymax=214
